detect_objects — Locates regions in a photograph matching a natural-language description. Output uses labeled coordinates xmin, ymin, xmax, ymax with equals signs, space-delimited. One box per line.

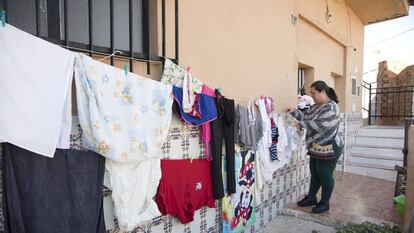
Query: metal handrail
xmin=409 ymin=207 xmax=414 ymax=233
xmin=361 ymin=81 xmax=373 ymax=124
xmin=363 ymin=81 xmax=414 ymax=125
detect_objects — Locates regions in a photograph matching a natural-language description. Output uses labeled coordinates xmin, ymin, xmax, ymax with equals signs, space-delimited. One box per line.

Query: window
xmin=298 ymin=68 xmax=305 ymax=95
xmin=1 ymin=0 xmax=178 ymax=72
xmin=351 ymin=76 xmax=358 ymax=96
xmin=4 ymin=0 xmax=146 ymax=54
xmin=298 ymin=63 xmax=314 ymax=95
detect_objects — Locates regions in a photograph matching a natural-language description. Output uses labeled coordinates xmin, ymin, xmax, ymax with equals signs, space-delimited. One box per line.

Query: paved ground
xmin=260 ymin=215 xmax=336 ymax=233
xmin=283 ymin=172 xmax=402 ymax=225
xmin=261 ymin=172 xmax=402 ymax=233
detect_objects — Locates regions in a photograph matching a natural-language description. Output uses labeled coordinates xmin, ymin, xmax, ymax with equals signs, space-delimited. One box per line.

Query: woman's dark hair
xmin=310 ymin=80 xmax=339 ymax=103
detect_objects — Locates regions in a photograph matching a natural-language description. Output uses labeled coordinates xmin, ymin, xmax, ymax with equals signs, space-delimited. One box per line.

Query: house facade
xmin=1 ymin=0 xmax=412 ymax=232
xmin=158 ymin=0 xmax=411 ymax=113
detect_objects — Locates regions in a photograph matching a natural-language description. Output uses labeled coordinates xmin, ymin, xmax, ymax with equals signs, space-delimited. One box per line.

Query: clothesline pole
xmin=35 ymin=0 xmax=39 ymax=36
xmin=162 ymin=0 xmax=166 ymax=58
xmin=109 ymin=0 xmax=114 ymax=66
xmin=129 ymin=0 xmax=134 ymax=73
xmin=64 ymin=0 xmax=69 ymax=47
xmin=88 ymin=0 xmax=93 ymax=57
xmin=2 ymin=0 xmax=7 ymax=23
xmin=175 ymin=0 xmax=179 ymax=64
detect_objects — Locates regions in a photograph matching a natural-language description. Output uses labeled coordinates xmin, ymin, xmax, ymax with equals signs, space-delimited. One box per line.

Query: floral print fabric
xmin=74 ymin=54 xmax=173 ymax=163
xmin=74 ymin=53 xmax=174 ymax=231
xmin=161 ymin=59 xmax=203 ymax=93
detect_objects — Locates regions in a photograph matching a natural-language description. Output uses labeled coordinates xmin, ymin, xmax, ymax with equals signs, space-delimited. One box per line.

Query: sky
xmin=363 ymin=6 xmax=414 ymax=83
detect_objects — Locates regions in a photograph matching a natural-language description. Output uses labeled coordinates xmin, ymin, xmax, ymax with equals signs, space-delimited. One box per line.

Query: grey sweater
xmin=235 ymin=105 xmax=263 ymax=150
xmin=290 ymin=100 xmax=340 ymax=147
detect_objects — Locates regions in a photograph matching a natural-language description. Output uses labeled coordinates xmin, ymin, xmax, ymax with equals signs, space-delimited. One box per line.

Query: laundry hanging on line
xmin=0 ymin=21 xmax=308 ymax=231
xmin=74 ymin=53 xmax=174 ymax=231
xmin=2 ymin=143 xmax=106 ymax=233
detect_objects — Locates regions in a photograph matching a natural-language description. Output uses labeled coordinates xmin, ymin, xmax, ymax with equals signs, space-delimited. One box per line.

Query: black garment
xmin=210 ymin=90 xmax=236 ymax=199
xmin=2 ymin=143 xmax=106 ymax=233
xmin=308 ymin=156 xmax=338 ymax=203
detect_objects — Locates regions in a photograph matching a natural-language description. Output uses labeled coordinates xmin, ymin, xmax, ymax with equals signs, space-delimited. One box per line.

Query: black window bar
xmin=1 ymin=0 xmax=179 ymax=75
xmin=297 ymin=68 xmax=305 ymax=95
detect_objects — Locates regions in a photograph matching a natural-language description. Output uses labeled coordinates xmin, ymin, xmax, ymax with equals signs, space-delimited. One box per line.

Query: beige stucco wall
xmin=132 ymin=0 xmax=366 ymax=112
xmin=173 ymin=0 xmax=299 ymax=109
xmin=296 ymin=17 xmax=345 ymax=93
xmin=296 ymin=0 xmax=364 ymax=112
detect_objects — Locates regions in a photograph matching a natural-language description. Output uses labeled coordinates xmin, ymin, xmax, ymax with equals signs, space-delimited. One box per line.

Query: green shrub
xmin=335 ymin=222 xmax=401 ymax=233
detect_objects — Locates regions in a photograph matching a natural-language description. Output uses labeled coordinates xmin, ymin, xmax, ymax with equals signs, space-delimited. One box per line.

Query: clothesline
xmin=0 ymin=24 xmax=307 ymax=233
xmin=57 ymin=44 xmax=170 ymax=64
xmin=63 ymin=44 xmax=269 ymax=110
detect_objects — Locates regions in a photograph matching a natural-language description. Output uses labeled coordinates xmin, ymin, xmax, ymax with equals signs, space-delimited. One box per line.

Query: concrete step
xmin=335 ymin=158 xmax=347 ymax=171
xmin=346 ymin=161 xmax=396 ymax=171
xmin=362 ymin=125 xmax=404 ymax=129
xmin=357 ymin=127 xmax=404 ymax=138
xmin=351 ymin=146 xmax=403 ymax=160
xmin=345 ymin=126 xmax=405 ymax=181
xmin=354 ymin=136 xmax=404 ymax=149
xmin=336 ymin=164 xmax=344 ymax=171
xmin=349 ymin=152 xmax=403 ymax=161
xmin=345 ymin=163 xmax=397 ymax=181
xmin=348 ymin=155 xmax=403 ymax=169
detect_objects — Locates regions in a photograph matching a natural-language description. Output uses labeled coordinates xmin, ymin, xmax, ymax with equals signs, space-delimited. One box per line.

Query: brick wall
xmin=375 ymin=61 xmax=414 ymax=125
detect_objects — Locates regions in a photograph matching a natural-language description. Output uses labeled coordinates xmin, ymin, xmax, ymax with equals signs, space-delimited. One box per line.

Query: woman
xmin=288 ymin=80 xmax=342 ymax=214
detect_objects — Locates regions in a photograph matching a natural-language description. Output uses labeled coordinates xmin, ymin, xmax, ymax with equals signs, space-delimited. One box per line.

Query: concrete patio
xmin=262 ymin=172 xmax=402 ymax=232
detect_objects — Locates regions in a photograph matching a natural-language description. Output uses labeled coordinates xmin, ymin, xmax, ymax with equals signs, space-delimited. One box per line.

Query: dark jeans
xmin=210 ymin=93 xmax=236 ymax=199
xmin=308 ymin=156 xmax=338 ymax=203
xmin=2 ymin=143 xmax=106 ymax=233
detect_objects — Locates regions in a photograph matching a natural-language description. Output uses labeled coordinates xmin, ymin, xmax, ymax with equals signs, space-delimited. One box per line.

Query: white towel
xmin=0 ymin=24 xmax=74 ymax=157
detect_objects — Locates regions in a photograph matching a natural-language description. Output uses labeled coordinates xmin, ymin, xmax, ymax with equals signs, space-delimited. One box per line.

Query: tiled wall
xmin=0 ymin=112 xmax=363 ymax=232
xmin=101 ymin=114 xmax=310 ymax=233
xmin=0 ymin=113 xmax=310 ymax=233
xmin=337 ymin=112 xmax=363 ymax=171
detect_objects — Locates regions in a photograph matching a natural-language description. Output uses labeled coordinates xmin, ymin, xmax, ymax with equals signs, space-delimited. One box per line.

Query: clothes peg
xmin=124 ymin=64 xmax=128 ymax=76
xmin=189 ymin=154 xmax=195 ymax=163
xmin=1 ymin=10 xmax=5 ymax=27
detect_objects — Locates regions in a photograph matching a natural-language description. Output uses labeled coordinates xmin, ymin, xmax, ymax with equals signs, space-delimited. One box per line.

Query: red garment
xmin=156 ymin=159 xmax=215 ymax=224
xmin=188 ymin=92 xmax=202 ymax=118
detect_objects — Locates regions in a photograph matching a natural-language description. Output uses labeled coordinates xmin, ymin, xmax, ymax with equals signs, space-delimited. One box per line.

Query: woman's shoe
xmin=297 ymin=195 xmax=318 ymax=207
xmin=311 ymin=201 xmax=329 ymax=213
